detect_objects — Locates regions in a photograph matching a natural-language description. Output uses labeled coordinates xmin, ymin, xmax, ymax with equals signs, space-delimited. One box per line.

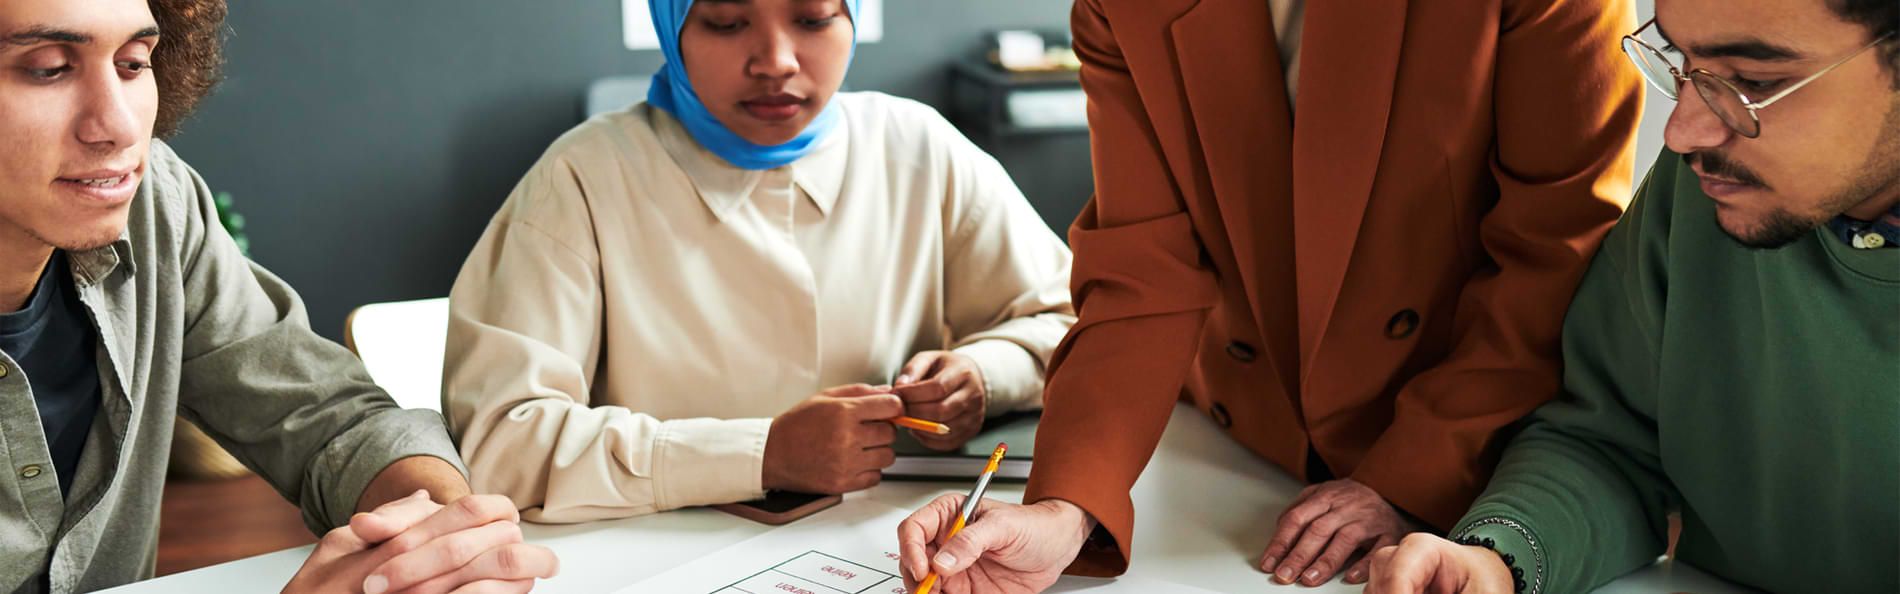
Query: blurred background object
xmin=165 ymin=1 xmax=1087 ymax=343
xmin=989 ymin=29 xmax=1079 ymax=73
xmin=167 ymin=420 xmax=248 ymax=481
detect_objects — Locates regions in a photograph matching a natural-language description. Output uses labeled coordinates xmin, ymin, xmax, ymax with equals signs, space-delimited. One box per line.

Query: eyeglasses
xmin=1621 ymin=18 xmax=1894 ymax=138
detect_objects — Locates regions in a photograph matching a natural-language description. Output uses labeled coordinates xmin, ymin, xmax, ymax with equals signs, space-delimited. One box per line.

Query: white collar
xmin=650 ymin=106 xmax=849 ymax=222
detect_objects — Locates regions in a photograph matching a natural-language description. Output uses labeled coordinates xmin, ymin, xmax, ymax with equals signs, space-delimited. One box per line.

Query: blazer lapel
xmin=1171 ymin=0 xmax=1298 ymax=366
xmin=1291 ymin=0 xmax=1409 ymax=365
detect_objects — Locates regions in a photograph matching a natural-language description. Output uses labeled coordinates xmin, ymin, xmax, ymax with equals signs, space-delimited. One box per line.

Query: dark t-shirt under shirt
xmin=0 ymin=251 xmax=101 ymax=498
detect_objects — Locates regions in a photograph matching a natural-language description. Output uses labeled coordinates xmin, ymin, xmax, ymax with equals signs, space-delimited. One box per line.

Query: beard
xmin=1686 ymin=150 xmax=1804 ymax=249
xmin=23 ymin=219 xmax=125 ymax=253
xmin=1707 ymin=95 xmax=1900 ymax=250
xmin=1722 ymin=208 xmax=1820 ymax=250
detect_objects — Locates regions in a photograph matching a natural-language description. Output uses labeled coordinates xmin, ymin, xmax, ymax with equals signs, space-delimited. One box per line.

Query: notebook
xmin=884 ymin=411 xmax=1038 ymax=481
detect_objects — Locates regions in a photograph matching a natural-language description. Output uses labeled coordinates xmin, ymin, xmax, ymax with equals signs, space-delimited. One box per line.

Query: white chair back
xmin=344 ymin=297 xmax=450 ymax=412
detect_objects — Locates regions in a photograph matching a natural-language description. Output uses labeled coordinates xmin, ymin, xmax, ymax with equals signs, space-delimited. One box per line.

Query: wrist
xmin=357 ymin=455 xmax=470 ymax=513
xmin=761 ymin=417 xmax=803 ymax=492
xmin=1455 ymin=517 xmax=1544 ymax=594
xmin=1035 ymin=498 xmax=1095 ymax=544
xmin=1456 ymin=537 xmax=1526 ymax=594
xmin=760 ymin=471 xmax=788 ymax=492
xmin=761 ymin=420 xmax=785 ymax=491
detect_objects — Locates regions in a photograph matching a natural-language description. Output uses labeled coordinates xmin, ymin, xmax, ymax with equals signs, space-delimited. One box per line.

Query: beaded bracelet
xmin=1455 ymin=534 xmax=1527 ymax=594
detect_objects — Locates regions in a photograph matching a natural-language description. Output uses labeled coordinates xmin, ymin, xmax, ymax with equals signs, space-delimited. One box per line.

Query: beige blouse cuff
xmin=954 ymin=338 xmax=1047 ymax=415
xmin=650 ymin=416 xmax=773 ymax=510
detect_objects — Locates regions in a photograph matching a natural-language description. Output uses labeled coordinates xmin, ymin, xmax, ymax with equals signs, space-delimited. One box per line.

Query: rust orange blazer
xmin=1022 ymin=0 xmax=1643 ymax=575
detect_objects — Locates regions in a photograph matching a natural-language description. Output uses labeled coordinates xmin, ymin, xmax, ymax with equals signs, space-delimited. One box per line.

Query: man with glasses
xmin=1363 ymin=0 xmax=1899 ymax=592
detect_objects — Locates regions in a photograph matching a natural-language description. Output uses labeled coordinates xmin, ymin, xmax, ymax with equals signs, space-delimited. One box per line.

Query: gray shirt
xmin=0 ymin=141 xmax=465 ymax=593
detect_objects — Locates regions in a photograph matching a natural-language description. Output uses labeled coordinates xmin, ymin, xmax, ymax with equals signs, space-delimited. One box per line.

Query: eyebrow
xmin=1 ymin=25 xmax=160 ymax=47
xmin=1654 ymin=21 xmax=1804 ymax=62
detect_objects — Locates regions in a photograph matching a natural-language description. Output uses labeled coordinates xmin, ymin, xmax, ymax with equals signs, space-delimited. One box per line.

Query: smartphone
xmin=712 ymin=491 xmax=843 ymax=525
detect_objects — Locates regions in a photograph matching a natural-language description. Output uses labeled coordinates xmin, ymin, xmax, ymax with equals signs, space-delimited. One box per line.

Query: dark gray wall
xmin=167 ymin=1 xmax=1088 ymax=340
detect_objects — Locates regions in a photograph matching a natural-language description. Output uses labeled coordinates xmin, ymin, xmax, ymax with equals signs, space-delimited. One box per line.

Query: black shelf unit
xmin=948 ymin=60 xmax=1087 ymax=144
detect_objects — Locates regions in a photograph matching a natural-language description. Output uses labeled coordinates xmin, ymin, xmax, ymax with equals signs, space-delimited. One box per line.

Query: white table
xmin=114 ymin=405 xmax=1748 ymax=593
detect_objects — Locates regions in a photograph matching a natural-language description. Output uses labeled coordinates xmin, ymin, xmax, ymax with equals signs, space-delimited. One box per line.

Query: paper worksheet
xmin=619 ymin=499 xmax=1222 ymax=594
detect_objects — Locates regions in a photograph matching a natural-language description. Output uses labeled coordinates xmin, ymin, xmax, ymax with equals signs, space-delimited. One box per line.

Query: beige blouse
xmin=443 ymin=92 xmax=1075 ymax=523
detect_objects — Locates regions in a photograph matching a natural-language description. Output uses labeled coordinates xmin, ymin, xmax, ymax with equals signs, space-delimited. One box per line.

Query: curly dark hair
xmin=148 ymin=0 xmax=226 ymax=138
xmin=1830 ymin=0 xmax=1899 ymax=85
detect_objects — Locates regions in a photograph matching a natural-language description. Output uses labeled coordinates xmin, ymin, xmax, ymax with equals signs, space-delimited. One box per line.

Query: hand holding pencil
xmin=912 ymin=443 xmax=1008 ymax=594
xmin=893 ymin=350 xmax=989 ymax=449
xmin=896 ymin=443 xmax=1092 ymax=594
xmin=760 ymin=373 xmax=975 ymax=497
xmin=762 ymin=384 xmax=905 ymax=495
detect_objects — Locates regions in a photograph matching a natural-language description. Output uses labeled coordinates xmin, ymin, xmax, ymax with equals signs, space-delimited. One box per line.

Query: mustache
xmin=1686 ymin=151 xmax=1770 ymax=189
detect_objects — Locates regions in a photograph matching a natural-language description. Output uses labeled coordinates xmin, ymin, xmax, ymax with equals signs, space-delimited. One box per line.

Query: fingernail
xmin=363 ymin=575 xmax=387 ymax=594
xmin=1261 ymin=556 xmax=1277 ymax=571
xmin=933 ymin=552 xmax=957 ymax=570
xmin=1276 ymin=568 xmax=1294 ymax=583
xmin=1346 ymin=569 xmax=1364 ymax=583
xmin=897 ymin=375 xmax=913 ymax=385
xmin=1304 ymin=569 xmax=1322 ymax=584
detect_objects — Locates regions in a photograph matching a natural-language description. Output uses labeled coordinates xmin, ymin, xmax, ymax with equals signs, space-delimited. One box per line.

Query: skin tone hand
xmin=763 ymin=384 xmax=905 ymax=494
xmin=894 ymin=351 xmax=987 ymax=450
xmin=283 ymin=491 xmax=559 ymax=594
xmin=1363 ymin=534 xmax=1515 ymax=594
xmin=1259 ymin=478 xmax=1424 ymax=586
xmin=354 ymin=456 xmax=473 ymax=515
xmin=284 ymin=457 xmax=558 ymax=593
xmin=896 ymin=496 xmax=1090 ymax=594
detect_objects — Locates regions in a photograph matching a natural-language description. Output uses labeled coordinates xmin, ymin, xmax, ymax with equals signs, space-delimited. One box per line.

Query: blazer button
xmin=1385 ymin=309 xmax=1421 ymax=339
xmin=1225 ymin=341 xmax=1257 ymax=362
xmin=1209 ymin=403 xmax=1233 ymax=428
xmin=19 ymin=465 xmax=41 ymax=479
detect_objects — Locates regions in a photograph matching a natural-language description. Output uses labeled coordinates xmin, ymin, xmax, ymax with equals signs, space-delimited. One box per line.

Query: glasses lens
xmin=1690 ymin=72 xmax=1761 ymax=138
xmin=1623 ymin=37 xmax=1681 ymax=99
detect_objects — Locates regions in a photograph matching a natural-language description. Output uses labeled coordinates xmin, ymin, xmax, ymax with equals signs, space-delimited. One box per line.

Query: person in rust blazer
xmin=896 ymin=0 xmax=1643 ymax=591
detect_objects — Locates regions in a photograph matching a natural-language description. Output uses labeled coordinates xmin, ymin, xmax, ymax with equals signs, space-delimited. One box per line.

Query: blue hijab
xmin=647 ymin=0 xmax=859 ymax=170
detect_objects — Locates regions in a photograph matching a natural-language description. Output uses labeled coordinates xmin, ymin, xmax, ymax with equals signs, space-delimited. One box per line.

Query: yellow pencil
xmin=894 ymin=416 xmax=951 ymax=435
xmin=915 ymin=442 xmax=1008 ymax=594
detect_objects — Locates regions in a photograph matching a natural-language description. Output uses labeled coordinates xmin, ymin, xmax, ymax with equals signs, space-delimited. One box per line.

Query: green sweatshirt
xmin=1453 ymin=151 xmax=1899 ymax=594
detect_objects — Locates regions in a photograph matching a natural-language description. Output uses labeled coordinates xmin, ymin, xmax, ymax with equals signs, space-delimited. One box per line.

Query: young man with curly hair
xmin=0 ymin=0 xmax=559 ymax=592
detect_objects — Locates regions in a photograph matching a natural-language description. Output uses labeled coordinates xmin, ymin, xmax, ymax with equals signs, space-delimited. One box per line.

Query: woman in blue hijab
xmin=646 ymin=0 xmax=857 ymax=170
xmin=443 ymin=0 xmax=1076 ymax=523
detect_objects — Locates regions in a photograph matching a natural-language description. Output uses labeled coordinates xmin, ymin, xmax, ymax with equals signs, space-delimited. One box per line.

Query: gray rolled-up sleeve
xmin=164 ymin=160 xmax=465 ymax=533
